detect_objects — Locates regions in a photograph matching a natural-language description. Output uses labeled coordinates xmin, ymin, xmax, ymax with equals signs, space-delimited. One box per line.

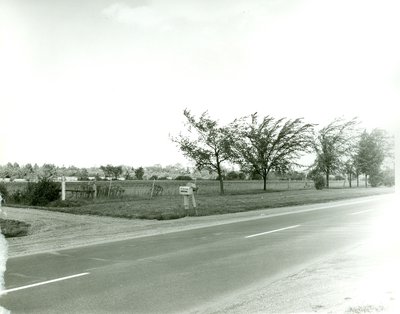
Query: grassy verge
xmin=0 ymin=218 xmax=30 ymax=238
xmin=28 ymin=186 xmax=394 ymax=220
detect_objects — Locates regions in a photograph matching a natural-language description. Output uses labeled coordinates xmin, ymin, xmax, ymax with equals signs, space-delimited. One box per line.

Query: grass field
xmin=29 ymin=186 xmax=394 ymax=220
xmin=3 ymin=179 xmax=364 ymax=198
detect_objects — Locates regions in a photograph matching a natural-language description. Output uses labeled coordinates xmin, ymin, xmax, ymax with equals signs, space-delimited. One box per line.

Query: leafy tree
xmin=38 ymin=164 xmax=58 ymax=180
xmin=231 ymin=113 xmax=315 ymax=190
xmin=134 ymin=167 xmax=145 ymax=180
xmin=77 ymin=168 xmax=89 ymax=181
xmin=172 ymin=109 xmax=234 ymax=194
xmin=100 ymin=164 xmax=123 ymax=180
xmin=313 ymin=117 xmax=359 ymax=188
xmin=355 ymin=129 xmax=390 ymax=187
xmin=343 ymin=159 xmax=356 ymax=188
xmin=100 ymin=165 xmax=123 ymax=180
xmin=123 ymin=167 xmax=134 ymax=180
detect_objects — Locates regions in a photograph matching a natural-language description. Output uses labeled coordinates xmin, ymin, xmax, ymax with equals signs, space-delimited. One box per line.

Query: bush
xmin=313 ymin=175 xmax=326 ymax=190
xmin=8 ymin=179 xmax=60 ymax=206
xmin=381 ymin=169 xmax=395 ymax=187
xmin=225 ymin=171 xmax=246 ymax=180
xmin=369 ymin=172 xmax=383 ymax=187
xmin=175 ymin=175 xmax=193 ymax=181
xmin=0 ymin=183 xmax=8 ymax=201
xmin=0 ymin=218 xmax=30 ymax=238
xmin=30 ymin=179 xmax=60 ymax=206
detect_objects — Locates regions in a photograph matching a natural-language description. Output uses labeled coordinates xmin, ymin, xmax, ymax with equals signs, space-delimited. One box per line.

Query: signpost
xmin=179 ymin=185 xmax=197 ymax=215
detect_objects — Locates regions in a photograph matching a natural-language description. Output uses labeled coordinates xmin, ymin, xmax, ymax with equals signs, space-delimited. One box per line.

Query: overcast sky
xmin=1 ymin=0 xmax=399 ymax=168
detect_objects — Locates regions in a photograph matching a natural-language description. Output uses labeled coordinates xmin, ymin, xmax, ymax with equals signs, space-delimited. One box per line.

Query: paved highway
xmin=0 ymin=195 xmax=395 ymax=313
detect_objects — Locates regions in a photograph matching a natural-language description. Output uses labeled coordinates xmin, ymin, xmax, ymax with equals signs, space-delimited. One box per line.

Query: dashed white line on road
xmin=246 ymin=225 xmax=301 ymax=238
xmin=349 ymin=209 xmax=376 ymax=215
xmin=0 ymin=272 xmax=90 ymax=295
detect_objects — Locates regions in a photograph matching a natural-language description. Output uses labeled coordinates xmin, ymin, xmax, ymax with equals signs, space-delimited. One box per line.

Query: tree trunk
xmin=217 ymin=165 xmax=224 ymax=195
xmin=365 ymin=174 xmax=368 ymax=188
xmin=326 ymin=170 xmax=330 ymax=188
xmin=349 ymin=173 xmax=352 ymax=188
xmin=263 ymin=169 xmax=267 ymax=191
xmin=356 ymin=174 xmax=359 ymax=187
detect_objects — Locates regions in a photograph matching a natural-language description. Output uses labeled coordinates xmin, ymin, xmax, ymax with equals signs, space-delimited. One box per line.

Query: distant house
xmin=13 ymin=179 xmax=27 ymax=182
xmin=56 ymin=176 xmax=79 ymax=182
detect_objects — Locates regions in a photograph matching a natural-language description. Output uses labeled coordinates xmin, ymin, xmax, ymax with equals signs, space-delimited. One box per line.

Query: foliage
xmin=134 ymin=167 xmax=145 ymax=180
xmin=381 ymin=168 xmax=395 ymax=187
xmin=313 ymin=117 xmax=359 ymax=188
xmin=0 ymin=183 xmax=9 ymax=200
xmin=171 ymin=109 xmax=234 ymax=194
xmin=225 ymin=171 xmax=246 ymax=180
xmin=368 ymin=171 xmax=383 ymax=187
xmin=231 ymin=113 xmax=315 ymax=190
xmin=174 ymin=175 xmax=193 ymax=181
xmin=77 ymin=169 xmax=89 ymax=181
xmin=9 ymin=178 xmax=60 ymax=206
xmin=313 ymin=175 xmax=326 ymax=190
xmin=0 ymin=218 xmax=30 ymax=238
xmin=355 ymin=129 xmax=390 ymax=186
xmin=29 ymin=178 xmax=61 ymax=206
xmin=37 ymin=163 xmax=58 ymax=180
xmin=100 ymin=164 xmax=123 ymax=180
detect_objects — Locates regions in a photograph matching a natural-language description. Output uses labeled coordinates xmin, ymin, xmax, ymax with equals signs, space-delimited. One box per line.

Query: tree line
xmin=172 ymin=110 xmax=394 ymax=194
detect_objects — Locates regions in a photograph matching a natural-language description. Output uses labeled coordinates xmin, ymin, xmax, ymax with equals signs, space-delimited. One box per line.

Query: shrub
xmin=0 ymin=218 xmax=30 ymax=238
xmin=369 ymin=172 xmax=383 ymax=187
xmin=30 ymin=179 xmax=60 ymax=206
xmin=175 ymin=175 xmax=193 ymax=181
xmin=9 ymin=179 xmax=60 ymax=206
xmin=313 ymin=175 xmax=326 ymax=190
xmin=0 ymin=183 xmax=8 ymax=201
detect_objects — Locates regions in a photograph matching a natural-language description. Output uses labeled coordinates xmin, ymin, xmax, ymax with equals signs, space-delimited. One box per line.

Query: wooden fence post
xmin=61 ymin=176 xmax=66 ymax=201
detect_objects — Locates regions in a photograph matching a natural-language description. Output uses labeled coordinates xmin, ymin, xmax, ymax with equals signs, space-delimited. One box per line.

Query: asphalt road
xmin=0 ymin=195 xmax=395 ymax=313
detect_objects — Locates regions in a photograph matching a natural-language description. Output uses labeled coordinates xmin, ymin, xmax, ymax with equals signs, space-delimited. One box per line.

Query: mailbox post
xmin=179 ymin=185 xmax=197 ymax=214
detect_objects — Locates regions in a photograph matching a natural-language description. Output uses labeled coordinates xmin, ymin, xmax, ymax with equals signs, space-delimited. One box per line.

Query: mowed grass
xmin=39 ymin=186 xmax=394 ymax=220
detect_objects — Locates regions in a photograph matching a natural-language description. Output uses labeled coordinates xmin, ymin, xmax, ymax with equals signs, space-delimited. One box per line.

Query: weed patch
xmin=0 ymin=219 xmax=30 ymax=238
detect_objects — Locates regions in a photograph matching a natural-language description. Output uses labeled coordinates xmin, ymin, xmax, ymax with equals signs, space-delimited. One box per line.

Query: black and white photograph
xmin=0 ymin=0 xmax=399 ymax=313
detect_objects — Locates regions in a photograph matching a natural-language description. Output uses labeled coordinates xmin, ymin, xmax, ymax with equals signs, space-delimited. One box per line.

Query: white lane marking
xmin=0 ymin=272 xmax=90 ymax=295
xmin=349 ymin=209 xmax=376 ymax=215
xmin=246 ymin=225 xmax=301 ymax=239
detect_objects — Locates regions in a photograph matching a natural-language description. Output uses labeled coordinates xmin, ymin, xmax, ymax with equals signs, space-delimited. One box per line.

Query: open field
xmin=3 ymin=179 xmax=365 ymax=198
xmin=12 ymin=186 xmax=393 ymax=220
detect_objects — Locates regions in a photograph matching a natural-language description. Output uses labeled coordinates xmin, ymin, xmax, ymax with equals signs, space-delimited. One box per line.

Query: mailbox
xmin=179 ymin=186 xmax=193 ymax=195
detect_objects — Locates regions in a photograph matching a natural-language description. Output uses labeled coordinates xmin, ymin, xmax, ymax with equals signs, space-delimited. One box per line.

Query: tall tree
xmin=355 ymin=129 xmax=389 ymax=187
xmin=172 ymin=109 xmax=234 ymax=194
xmin=231 ymin=113 xmax=315 ymax=190
xmin=343 ymin=159 xmax=356 ymax=188
xmin=313 ymin=117 xmax=359 ymax=188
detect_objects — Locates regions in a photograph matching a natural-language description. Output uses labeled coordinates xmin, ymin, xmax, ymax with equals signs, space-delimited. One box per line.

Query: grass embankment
xmin=39 ymin=187 xmax=394 ymax=220
xmin=0 ymin=219 xmax=30 ymax=238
